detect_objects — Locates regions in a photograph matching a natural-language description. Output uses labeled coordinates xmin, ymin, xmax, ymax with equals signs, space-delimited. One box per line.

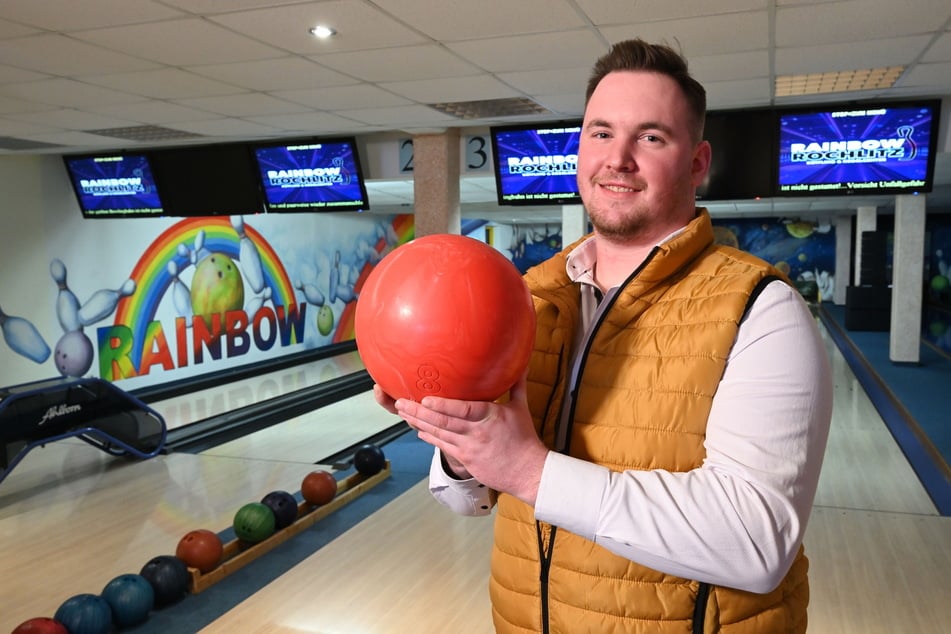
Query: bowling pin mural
xmin=50 ymin=259 xmax=82 ymax=332
xmin=0 ymin=304 xmax=51 ymax=364
xmin=232 ymin=215 xmax=265 ymax=294
xmin=168 ymin=261 xmax=193 ymax=326
xmin=245 ymin=287 xmax=272 ymax=319
xmin=296 ymin=279 xmax=324 ymax=307
xmin=79 ymin=279 xmax=136 ymax=326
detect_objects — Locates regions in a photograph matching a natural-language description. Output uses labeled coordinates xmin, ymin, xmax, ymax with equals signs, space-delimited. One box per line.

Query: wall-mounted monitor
xmin=697 ymin=108 xmax=775 ymax=201
xmin=252 ymin=137 xmax=370 ymax=212
xmin=63 ymin=152 xmax=164 ymax=218
xmin=490 ymin=121 xmax=582 ymax=206
xmin=775 ymin=100 xmax=941 ymax=197
xmin=149 ymin=143 xmax=265 ymax=217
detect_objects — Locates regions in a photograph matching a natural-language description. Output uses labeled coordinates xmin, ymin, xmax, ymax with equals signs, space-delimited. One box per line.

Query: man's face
xmin=577 ymin=71 xmax=710 ymax=243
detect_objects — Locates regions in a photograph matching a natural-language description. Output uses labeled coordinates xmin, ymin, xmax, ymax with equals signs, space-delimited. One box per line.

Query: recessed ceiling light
xmin=309 ymin=25 xmax=336 ymax=38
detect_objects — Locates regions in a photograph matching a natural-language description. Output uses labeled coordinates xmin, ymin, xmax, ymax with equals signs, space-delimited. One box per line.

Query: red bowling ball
xmin=301 ymin=470 xmax=338 ymax=506
xmin=355 ymin=234 xmax=536 ymax=402
xmin=176 ymin=528 xmax=224 ymax=573
xmin=12 ymin=618 xmax=69 ymax=634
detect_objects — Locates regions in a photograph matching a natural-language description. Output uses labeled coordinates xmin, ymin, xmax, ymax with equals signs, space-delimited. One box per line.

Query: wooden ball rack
xmin=187 ymin=461 xmax=391 ymax=593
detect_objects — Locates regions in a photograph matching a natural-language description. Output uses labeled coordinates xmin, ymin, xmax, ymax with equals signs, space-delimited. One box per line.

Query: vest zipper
xmin=692 ymin=582 xmax=711 ymax=634
xmin=535 ymin=247 xmax=662 ymax=632
xmin=536 ymin=522 xmax=557 ymax=634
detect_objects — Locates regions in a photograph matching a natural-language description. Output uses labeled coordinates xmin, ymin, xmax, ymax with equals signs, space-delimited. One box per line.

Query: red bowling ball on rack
xmin=355 ymin=234 xmax=536 ymax=403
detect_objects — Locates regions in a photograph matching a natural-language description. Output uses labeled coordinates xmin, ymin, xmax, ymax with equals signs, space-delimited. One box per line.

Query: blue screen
xmin=254 ymin=139 xmax=368 ymax=211
xmin=491 ymin=123 xmax=581 ymax=205
xmin=65 ymin=154 xmax=164 ymax=217
xmin=777 ymin=102 xmax=938 ymax=195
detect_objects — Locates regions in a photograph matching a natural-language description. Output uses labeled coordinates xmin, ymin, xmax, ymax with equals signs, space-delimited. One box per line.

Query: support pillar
xmin=412 ymin=130 xmax=461 ymax=237
xmin=561 ymin=204 xmax=587 ymax=246
xmin=890 ymin=195 xmax=926 ymax=363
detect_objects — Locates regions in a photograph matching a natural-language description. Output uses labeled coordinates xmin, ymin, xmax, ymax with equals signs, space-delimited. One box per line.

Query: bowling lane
xmin=200 ymin=390 xmax=399 ymax=464
xmin=811 ymin=324 xmax=938 ymax=515
xmin=0 ymin=445 xmax=319 ymax=629
xmin=199 ymin=480 xmax=495 ymax=634
xmin=0 ymin=383 xmax=398 ymax=631
xmin=149 ymin=350 xmax=366 ymax=431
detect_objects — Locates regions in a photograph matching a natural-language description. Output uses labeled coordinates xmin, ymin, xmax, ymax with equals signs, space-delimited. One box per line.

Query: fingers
xmin=372 ymin=384 xmax=399 ymax=415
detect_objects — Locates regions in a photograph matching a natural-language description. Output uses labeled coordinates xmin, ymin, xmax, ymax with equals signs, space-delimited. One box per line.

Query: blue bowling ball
xmin=261 ymin=490 xmax=298 ymax=529
xmin=53 ymin=594 xmax=112 ymax=634
xmin=354 ymin=443 xmax=386 ymax=476
xmin=140 ymin=554 xmax=190 ymax=607
xmin=101 ymin=573 xmax=154 ymax=627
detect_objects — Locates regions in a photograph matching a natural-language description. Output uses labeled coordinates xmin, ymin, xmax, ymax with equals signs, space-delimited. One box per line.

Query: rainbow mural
xmin=333 ymin=213 xmax=415 ymax=344
xmin=113 ymin=216 xmax=297 ymax=368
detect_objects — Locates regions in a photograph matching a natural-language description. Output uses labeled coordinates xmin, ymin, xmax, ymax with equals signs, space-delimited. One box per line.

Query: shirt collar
xmin=564 ymin=226 xmax=690 ymax=287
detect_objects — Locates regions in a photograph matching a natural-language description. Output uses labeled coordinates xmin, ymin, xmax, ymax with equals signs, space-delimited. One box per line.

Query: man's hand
xmin=394 ymin=374 xmax=548 ymax=507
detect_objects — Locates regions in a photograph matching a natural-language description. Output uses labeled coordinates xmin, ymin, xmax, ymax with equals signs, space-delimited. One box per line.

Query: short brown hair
xmin=585 ymin=39 xmax=707 ymax=142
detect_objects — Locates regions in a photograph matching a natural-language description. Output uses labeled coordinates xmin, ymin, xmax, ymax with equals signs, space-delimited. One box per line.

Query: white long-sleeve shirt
xmin=428 ymin=243 xmax=833 ymax=594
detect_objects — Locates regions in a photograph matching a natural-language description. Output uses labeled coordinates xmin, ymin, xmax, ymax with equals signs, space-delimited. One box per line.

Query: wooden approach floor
xmin=2 ymin=325 xmax=950 ymax=633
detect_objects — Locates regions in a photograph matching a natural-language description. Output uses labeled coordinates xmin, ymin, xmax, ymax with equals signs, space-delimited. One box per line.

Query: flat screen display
xmin=252 ymin=137 xmax=369 ymax=212
xmin=490 ymin=122 xmax=582 ymax=206
xmin=149 ymin=143 xmax=265 ymax=217
xmin=776 ymin=100 xmax=940 ymax=196
xmin=64 ymin=153 xmax=164 ymax=218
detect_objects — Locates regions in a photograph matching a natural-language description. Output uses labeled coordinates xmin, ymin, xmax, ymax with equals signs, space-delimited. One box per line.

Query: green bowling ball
xmin=233 ymin=502 xmax=276 ymax=543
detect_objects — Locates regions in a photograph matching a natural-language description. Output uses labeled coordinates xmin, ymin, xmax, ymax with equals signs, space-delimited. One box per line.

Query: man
xmin=375 ymin=39 xmax=832 ymax=633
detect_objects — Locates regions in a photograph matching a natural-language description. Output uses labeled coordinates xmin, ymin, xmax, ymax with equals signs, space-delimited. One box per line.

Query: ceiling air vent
xmin=85 ymin=125 xmax=203 ymax=143
xmin=427 ymin=97 xmax=551 ymax=119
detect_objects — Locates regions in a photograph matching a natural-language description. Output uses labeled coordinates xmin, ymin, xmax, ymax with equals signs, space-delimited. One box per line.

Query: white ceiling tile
xmin=0 ymin=0 xmax=184 ymax=31
xmin=188 ymin=58 xmax=358 ymax=92
xmin=83 ymin=68 xmax=247 ymax=99
xmin=531 ymin=93 xmax=585 ymax=118
xmin=447 ymin=31 xmax=605 ymax=73
xmin=923 ymin=32 xmax=951 ymax=63
xmin=175 ymin=93 xmax=312 ymax=118
xmin=0 ymin=78 xmax=145 ymax=108
xmin=169 ymin=117 xmax=284 ymax=137
xmin=776 ymin=0 xmax=951 ymax=47
xmin=0 ymin=18 xmax=40 ymax=38
xmin=0 ymin=94 xmax=44 ymax=115
xmin=313 ymin=45 xmax=482 ymax=83
xmin=209 ymin=1 xmax=429 ymax=55
xmin=243 ymin=110 xmax=375 ymax=134
xmin=2 ymin=107 xmax=137 ymax=130
xmin=343 ymin=104 xmax=457 ymax=127
xmin=17 ymin=130 xmax=132 ymax=147
xmin=92 ymin=101 xmax=222 ymax=124
xmin=575 ymin=0 xmax=767 ymax=24
xmin=379 ymin=75 xmax=522 ymax=104
xmin=900 ymin=61 xmax=951 ymax=89
xmin=0 ymin=64 xmax=49 ymax=84
xmin=496 ymin=68 xmax=593 ymax=97
xmin=690 ymin=51 xmax=770 ymax=84
xmin=277 ymin=84 xmax=413 ymax=110
xmin=599 ymin=11 xmax=769 ymax=57
xmin=370 ymin=0 xmax=587 ymax=40
xmin=158 ymin=0 xmax=305 ymax=12
xmin=0 ymin=34 xmax=160 ymax=75
xmin=775 ymin=36 xmax=933 ymax=75
xmin=72 ymin=17 xmax=285 ymax=66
